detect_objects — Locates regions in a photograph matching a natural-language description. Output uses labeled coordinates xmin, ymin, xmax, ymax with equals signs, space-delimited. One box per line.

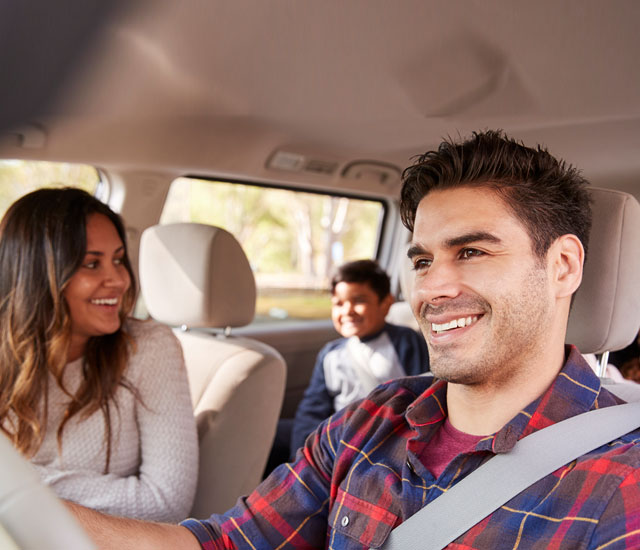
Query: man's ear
xmin=549 ymin=234 xmax=584 ymax=298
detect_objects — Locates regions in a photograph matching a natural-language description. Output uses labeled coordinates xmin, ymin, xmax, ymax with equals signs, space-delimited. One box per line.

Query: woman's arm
xmin=39 ymin=322 xmax=198 ymax=522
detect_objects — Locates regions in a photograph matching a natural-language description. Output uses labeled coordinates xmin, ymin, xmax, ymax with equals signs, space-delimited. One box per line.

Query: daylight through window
xmin=161 ymin=177 xmax=386 ymax=322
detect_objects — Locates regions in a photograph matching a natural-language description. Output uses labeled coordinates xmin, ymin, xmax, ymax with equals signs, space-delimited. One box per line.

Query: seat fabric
xmin=139 ymin=223 xmax=286 ymax=515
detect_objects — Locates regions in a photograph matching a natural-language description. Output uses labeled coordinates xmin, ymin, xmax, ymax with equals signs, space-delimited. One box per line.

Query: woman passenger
xmin=0 ymin=188 xmax=198 ymax=522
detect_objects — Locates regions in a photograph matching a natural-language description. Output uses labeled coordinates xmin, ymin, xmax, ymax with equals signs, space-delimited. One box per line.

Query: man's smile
xmin=431 ymin=315 xmax=481 ymax=334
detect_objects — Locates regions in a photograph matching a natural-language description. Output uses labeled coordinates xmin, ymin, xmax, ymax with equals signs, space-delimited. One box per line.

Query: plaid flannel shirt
xmin=182 ymin=346 xmax=640 ymax=549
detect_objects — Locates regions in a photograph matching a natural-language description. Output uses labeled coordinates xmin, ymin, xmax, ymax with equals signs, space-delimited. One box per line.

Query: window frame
xmin=162 ymin=175 xmax=392 ymax=324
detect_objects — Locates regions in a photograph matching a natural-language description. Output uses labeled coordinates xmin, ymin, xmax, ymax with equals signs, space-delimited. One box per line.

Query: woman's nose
xmin=103 ymin=264 xmax=129 ymax=289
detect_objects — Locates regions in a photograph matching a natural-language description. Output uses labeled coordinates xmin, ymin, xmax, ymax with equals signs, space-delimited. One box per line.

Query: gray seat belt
xmin=377 ymin=400 xmax=640 ymax=550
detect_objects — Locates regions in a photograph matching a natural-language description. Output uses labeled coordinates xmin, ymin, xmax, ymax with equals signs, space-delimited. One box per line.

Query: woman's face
xmin=63 ymin=213 xmax=131 ymax=361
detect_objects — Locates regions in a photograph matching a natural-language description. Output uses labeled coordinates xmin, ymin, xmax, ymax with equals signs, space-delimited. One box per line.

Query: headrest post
xmin=596 ymin=351 xmax=610 ymax=379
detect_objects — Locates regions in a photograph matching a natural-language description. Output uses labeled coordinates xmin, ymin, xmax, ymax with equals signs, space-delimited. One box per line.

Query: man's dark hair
xmin=400 ymin=130 xmax=593 ymax=259
xmin=331 ymin=259 xmax=390 ymax=302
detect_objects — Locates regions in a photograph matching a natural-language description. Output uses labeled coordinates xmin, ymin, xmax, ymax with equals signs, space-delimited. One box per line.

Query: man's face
xmin=408 ymin=186 xmax=555 ymax=386
xmin=331 ymin=281 xmax=392 ymax=339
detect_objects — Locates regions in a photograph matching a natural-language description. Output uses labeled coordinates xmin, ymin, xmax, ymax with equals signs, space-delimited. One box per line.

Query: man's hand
xmin=66 ymin=501 xmax=200 ymax=550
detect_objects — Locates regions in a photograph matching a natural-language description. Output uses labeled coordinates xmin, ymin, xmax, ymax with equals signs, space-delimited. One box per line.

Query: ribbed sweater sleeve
xmin=33 ymin=320 xmax=198 ymax=522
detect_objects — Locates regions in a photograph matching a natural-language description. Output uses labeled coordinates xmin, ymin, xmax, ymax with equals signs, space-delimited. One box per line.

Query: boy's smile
xmin=331 ymin=281 xmax=392 ymax=339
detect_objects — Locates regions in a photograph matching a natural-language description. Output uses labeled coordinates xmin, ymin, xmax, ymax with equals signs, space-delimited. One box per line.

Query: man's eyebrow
xmin=407 ymin=244 xmax=426 ymax=260
xmin=444 ymin=231 xmax=502 ymax=249
xmin=407 ymin=232 xmax=502 ymax=259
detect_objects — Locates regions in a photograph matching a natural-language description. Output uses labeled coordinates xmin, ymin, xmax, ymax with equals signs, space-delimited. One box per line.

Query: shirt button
xmin=341 ymin=515 xmax=349 ymax=527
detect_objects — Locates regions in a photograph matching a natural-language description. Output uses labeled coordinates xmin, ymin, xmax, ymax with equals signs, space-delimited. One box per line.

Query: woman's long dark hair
xmin=0 ymin=187 xmax=138 ymax=471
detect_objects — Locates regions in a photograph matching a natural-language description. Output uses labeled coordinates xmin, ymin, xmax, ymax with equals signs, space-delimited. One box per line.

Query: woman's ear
xmin=549 ymin=234 xmax=585 ymax=299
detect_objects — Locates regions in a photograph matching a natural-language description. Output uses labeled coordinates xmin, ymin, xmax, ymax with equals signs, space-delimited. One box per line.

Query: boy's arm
xmin=67 ymin=501 xmax=200 ymax=550
xmin=290 ymin=347 xmax=335 ymax=457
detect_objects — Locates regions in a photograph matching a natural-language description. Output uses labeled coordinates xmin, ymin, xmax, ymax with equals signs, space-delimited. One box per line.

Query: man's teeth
xmin=432 ymin=316 xmax=479 ymax=334
xmin=91 ymin=298 xmax=118 ymax=305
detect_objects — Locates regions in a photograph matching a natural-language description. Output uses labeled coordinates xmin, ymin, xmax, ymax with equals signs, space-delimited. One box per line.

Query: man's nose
xmin=413 ymin=259 xmax=462 ymax=304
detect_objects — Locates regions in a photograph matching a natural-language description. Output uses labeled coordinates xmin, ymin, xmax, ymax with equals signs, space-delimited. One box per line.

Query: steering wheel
xmin=0 ymin=433 xmax=96 ymax=549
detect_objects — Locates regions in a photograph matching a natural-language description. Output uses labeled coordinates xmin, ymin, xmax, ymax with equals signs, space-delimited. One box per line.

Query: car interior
xmin=1 ymin=1 xmax=639 ymax=546
xmin=139 ymin=222 xmax=286 ymax=516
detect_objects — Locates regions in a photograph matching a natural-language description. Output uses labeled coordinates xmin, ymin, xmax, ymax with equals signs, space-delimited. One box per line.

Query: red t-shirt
xmin=421 ymin=418 xmax=484 ymax=478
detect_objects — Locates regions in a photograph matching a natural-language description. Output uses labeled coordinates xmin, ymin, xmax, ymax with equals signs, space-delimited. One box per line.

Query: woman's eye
xmin=114 ymin=257 xmax=124 ymax=266
xmin=84 ymin=261 xmax=98 ymax=269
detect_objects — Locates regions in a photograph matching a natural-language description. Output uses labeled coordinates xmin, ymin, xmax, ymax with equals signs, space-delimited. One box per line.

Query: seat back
xmin=139 ymin=223 xmax=286 ymax=516
xmin=0 ymin=433 xmax=96 ymax=548
xmin=388 ymin=187 xmax=640 ymax=355
xmin=386 ymin=229 xmax=419 ymax=332
xmin=566 ymin=187 xmax=640 ymax=353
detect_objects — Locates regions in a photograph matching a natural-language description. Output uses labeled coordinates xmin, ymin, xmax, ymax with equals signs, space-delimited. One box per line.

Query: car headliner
xmin=1 ymin=0 xmax=639 ymax=198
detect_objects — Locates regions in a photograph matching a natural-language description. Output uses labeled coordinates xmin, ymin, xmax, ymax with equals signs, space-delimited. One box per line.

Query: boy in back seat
xmin=290 ymin=259 xmax=430 ymax=456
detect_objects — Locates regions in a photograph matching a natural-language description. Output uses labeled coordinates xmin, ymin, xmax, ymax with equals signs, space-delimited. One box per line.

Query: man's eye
xmin=461 ymin=248 xmax=484 ymax=259
xmin=412 ymin=258 xmax=431 ymax=271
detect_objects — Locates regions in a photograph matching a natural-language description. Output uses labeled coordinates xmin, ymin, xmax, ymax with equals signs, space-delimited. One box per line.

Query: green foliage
xmin=0 ymin=160 xmax=99 ymax=221
xmin=163 ymin=177 xmax=383 ymax=277
xmin=255 ymin=290 xmax=332 ymax=322
xmin=160 ymin=177 xmax=385 ymax=320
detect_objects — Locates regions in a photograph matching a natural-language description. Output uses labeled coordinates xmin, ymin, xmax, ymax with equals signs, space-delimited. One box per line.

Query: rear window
xmin=0 ymin=159 xmax=102 ymax=220
xmin=160 ymin=177 xmax=386 ymax=323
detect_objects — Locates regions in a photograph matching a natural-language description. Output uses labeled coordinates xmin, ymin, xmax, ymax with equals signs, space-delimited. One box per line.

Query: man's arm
xmin=587 ymin=466 xmax=640 ymax=549
xmin=66 ymin=501 xmax=200 ymax=550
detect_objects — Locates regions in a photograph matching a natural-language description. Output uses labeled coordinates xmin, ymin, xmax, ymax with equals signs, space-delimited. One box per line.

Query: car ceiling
xmin=1 ymin=0 xmax=639 ymax=196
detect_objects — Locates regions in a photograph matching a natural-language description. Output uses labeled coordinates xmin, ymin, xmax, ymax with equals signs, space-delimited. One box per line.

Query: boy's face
xmin=331 ymin=281 xmax=393 ymax=338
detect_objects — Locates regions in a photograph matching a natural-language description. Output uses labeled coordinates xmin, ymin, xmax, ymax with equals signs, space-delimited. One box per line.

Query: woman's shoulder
xmin=124 ymin=317 xmax=174 ymax=339
xmin=123 ymin=319 xmax=182 ymax=361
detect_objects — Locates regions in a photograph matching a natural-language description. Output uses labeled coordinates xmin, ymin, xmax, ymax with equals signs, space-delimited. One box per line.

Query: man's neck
xmin=445 ymin=344 xmax=567 ymax=436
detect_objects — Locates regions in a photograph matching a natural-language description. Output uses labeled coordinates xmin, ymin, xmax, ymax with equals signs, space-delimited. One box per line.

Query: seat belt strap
xmin=377 ymin=401 xmax=640 ymax=550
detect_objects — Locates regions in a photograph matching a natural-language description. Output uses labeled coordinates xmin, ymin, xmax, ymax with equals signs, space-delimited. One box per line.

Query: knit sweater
xmin=31 ymin=319 xmax=198 ymax=522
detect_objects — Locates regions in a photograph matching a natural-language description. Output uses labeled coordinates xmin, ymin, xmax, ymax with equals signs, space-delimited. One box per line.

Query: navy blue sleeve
xmin=386 ymin=323 xmax=430 ymax=376
xmin=290 ymin=343 xmax=337 ymax=458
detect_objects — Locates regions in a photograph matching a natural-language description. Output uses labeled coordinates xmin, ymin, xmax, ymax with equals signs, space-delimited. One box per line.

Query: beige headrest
xmin=139 ymin=223 xmax=256 ymax=328
xmin=567 ymin=187 xmax=640 ymax=353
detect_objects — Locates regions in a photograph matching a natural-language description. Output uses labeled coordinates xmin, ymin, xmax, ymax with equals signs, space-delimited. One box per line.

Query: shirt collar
xmin=405 ymin=345 xmax=607 ymax=454
xmin=358 ymin=323 xmax=389 ymax=343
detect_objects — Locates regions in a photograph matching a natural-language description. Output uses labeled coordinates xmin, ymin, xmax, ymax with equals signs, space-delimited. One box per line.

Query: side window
xmin=160 ymin=177 xmax=386 ymax=323
xmin=0 ymin=159 xmax=103 ymax=219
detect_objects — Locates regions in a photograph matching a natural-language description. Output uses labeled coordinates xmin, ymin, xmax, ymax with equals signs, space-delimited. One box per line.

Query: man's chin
xmin=430 ymin=357 xmax=483 ymax=385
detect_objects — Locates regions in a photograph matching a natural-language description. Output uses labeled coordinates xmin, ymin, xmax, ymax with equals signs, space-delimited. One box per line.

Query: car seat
xmin=139 ymin=222 xmax=287 ymax=516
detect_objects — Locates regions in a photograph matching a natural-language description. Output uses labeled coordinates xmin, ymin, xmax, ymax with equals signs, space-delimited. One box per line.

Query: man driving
xmin=70 ymin=130 xmax=640 ymax=549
